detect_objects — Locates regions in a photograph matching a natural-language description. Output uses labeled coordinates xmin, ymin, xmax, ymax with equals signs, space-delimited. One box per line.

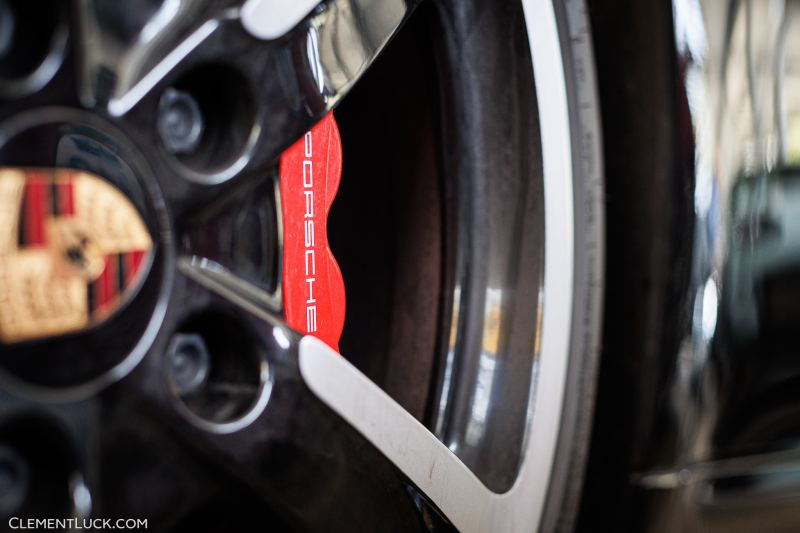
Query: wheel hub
xmin=0 ymin=110 xmax=166 ymax=392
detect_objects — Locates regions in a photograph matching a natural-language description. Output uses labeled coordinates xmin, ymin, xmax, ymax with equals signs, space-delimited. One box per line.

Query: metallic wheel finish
xmin=0 ymin=1 xmax=448 ymax=529
xmin=299 ymin=0 xmax=604 ymax=531
xmin=0 ymin=0 xmax=604 ymax=531
xmin=73 ymin=0 xmax=420 ymax=178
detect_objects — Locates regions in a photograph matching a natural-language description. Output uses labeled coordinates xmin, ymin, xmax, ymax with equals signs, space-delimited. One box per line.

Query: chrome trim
xmin=177 ymin=255 xmax=282 ymax=319
xmin=281 ymin=0 xmax=417 ymax=109
xmin=241 ymin=0 xmax=323 ymax=40
xmin=75 ymin=0 xmax=219 ymax=112
xmin=76 ymin=0 xmax=418 ymax=129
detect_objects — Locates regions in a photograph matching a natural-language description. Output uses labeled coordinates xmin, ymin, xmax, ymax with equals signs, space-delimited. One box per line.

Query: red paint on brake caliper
xmin=279 ymin=113 xmax=345 ymax=351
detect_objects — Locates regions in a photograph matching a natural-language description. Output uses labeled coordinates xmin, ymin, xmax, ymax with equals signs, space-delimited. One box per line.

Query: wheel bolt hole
xmin=158 ymin=88 xmax=204 ymax=155
xmin=0 ymin=416 xmax=78 ymax=519
xmin=0 ymin=446 xmax=28 ymax=516
xmin=159 ymin=64 xmax=257 ymax=181
xmin=166 ymin=310 xmax=265 ymax=427
xmin=0 ymin=0 xmax=67 ymax=96
xmin=166 ymin=333 xmax=210 ymax=396
xmin=0 ymin=0 xmax=14 ymax=60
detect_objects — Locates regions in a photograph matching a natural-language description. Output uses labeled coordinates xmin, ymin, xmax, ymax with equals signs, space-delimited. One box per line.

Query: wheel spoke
xmin=75 ymin=0 xmax=420 ymax=171
xmin=177 ymin=174 xmax=282 ymax=312
xmin=0 ymin=1 xmax=482 ymax=530
xmin=176 ymin=254 xmax=281 ymax=321
xmin=74 ymin=0 xmax=232 ymax=111
xmin=86 ymin=267 xmax=455 ymax=531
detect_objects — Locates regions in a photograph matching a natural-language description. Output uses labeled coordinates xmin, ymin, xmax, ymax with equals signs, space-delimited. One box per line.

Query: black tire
xmin=578 ymin=0 xmax=691 ymax=530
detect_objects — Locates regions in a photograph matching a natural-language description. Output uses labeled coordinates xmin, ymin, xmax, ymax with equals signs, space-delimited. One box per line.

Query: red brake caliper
xmin=279 ymin=113 xmax=345 ymax=351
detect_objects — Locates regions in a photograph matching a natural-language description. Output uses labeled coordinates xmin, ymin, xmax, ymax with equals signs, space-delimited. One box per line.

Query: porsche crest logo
xmin=0 ymin=169 xmax=153 ymax=343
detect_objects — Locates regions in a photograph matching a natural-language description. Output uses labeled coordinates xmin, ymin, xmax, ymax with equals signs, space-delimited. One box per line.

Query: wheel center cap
xmin=0 ymin=110 xmax=167 ymax=393
xmin=0 ymin=168 xmax=153 ymax=343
